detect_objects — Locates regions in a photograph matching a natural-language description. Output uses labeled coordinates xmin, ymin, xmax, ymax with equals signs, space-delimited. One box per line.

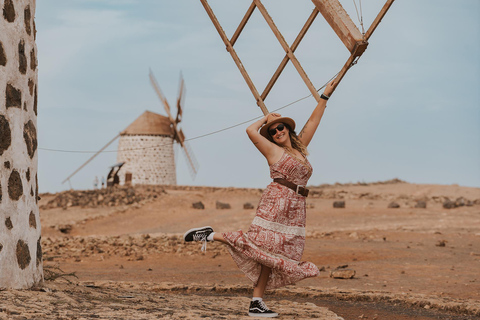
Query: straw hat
xmin=260 ymin=114 xmax=296 ymax=139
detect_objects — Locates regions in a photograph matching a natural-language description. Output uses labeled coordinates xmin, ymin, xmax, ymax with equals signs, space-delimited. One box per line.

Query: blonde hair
xmin=288 ymin=128 xmax=309 ymax=156
xmin=268 ymin=124 xmax=309 ymax=156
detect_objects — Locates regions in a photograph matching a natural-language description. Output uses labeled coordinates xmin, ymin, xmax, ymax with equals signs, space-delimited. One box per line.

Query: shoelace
xmin=258 ymin=300 xmax=269 ymax=312
xmin=193 ymin=232 xmax=208 ymax=252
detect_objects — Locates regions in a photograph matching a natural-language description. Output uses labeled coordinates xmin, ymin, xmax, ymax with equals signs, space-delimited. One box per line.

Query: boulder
xmin=455 ymin=197 xmax=466 ymax=207
xmin=443 ymin=200 xmax=456 ymax=209
xmin=243 ymin=202 xmax=254 ymax=210
xmin=192 ymin=201 xmax=205 ymax=210
xmin=388 ymin=202 xmax=400 ymax=208
xmin=414 ymin=201 xmax=427 ymax=208
xmin=216 ymin=201 xmax=231 ymax=210
xmin=58 ymin=224 xmax=72 ymax=234
xmin=436 ymin=240 xmax=447 ymax=247
xmin=333 ymin=201 xmax=345 ymax=208
xmin=330 ymin=269 xmax=355 ymax=279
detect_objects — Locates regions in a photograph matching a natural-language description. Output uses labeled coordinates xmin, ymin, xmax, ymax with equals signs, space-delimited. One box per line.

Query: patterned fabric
xmin=222 ymin=151 xmax=319 ymax=289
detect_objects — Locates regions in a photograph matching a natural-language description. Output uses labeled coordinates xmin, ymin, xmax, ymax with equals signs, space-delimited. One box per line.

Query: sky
xmin=35 ymin=0 xmax=480 ymax=193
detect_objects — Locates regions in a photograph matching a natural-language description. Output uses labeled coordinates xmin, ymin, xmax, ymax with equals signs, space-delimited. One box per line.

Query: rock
xmin=414 ymin=201 xmax=427 ymax=208
xmin=388 ymin=202 xmax=400 ymax=208
xmin=310 ymin=191 xmax=322 ymax=198
xmin=58 ymin=224 xmax=72 ymax=234
xmin=436 ymin=240 xmax=447 ymax=247
xmin=349 ymin=232 xmax=359 ymax=239
xmin=333 ymin=201 xmax=345 ymax=208
xmin=330 ymin=269 xmax=355 ymax=279
xmin=455 ymin=197 xmax=466 ymax=207
xmin=243 ymin=202 xmax=254 ymax=210
xmin=443 ymin=200 xmax=456 ymax=209
xmin=192 ymin=201 xmax=205 ymax=209
xmin=39 ymin=185 xmax=165 ymax=210
xmin=216 ymin=201 xmax=231 ymax=210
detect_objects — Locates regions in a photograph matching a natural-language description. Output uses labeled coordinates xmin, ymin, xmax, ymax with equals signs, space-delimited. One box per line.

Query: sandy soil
xmin=2 ymin=181 xmax=479 ymax=319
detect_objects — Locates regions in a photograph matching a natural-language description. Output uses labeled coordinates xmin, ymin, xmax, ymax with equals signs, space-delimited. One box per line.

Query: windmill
xmin=148 ymin=70 xmax=198 ymax=180
xmin=62 ymin=70 xmax=198 ymax=188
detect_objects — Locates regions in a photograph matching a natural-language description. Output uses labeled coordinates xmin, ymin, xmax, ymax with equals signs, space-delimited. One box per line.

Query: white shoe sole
xmin=248 ymin=312 xmax=278 ymax=318
xmin=183 ymin=226 xmax=213 ymax=241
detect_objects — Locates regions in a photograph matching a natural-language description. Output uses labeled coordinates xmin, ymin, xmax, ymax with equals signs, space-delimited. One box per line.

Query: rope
xmin=353 ymin=0 xmax=365 ymax=36
xmin=38 ymin=71 xmax=342 ymax=155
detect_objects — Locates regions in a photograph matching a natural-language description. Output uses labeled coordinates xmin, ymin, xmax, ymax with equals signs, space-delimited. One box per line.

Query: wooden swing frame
xmin=199 ymin=0 xmax=395 ymax=115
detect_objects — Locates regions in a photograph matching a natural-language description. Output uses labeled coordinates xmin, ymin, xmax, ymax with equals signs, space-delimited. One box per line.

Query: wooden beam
xmin=261 ymin=8 xmax=319 ymax=101
xmin=200 ymin=0 xmax=269 ymax=115
xmin=254 ymin=0 xmax=321 ymax=102
xmin=331 ymin=53 xmax=356 ymax=93
xmin=323 ymin=0 xmax=396 ymax=95
xmin=230 ymin=1 xmax=256 ymax=46
xmin=311 ymin=0 xmax=365 ymax=53
xmin=365 ymin=0 xmax=395 ymax=41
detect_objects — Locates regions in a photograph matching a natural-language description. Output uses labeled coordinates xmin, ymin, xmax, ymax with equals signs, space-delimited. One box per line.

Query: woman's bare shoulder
xmin=267 ymin=145 xmax=285 ymax=166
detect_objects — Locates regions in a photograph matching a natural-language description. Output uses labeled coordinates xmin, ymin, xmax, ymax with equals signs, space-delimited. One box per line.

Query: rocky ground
xmin=1 ymin=180 xmax=480 ymax=319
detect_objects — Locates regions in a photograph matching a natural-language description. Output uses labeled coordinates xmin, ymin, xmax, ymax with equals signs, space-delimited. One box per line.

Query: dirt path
xmin=31 ymin=182 xmax=480 ymax=319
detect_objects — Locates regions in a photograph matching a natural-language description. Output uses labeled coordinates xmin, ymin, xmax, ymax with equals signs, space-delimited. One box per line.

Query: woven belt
xmin=273 ymin=178 xmax=309 ymax=197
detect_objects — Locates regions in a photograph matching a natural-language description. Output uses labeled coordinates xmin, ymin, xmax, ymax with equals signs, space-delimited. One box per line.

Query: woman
xmin=184 ymin=80 xmax=335 ymax=317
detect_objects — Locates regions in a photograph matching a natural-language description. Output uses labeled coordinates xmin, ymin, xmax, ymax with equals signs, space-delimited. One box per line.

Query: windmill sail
xmin=149 ymin=69 xmax=172 ymax=118
xmin=61 ymin=134 xmax=120 ymax=185
xmin=150 ymin=69 xmax=199 ymax=179
xmin=176 ymin=73 xmax=185 ymax=124
xmin=182 ymin=140 xmax=199 ymax=179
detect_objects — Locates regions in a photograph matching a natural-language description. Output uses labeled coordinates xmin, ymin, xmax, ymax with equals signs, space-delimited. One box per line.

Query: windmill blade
xmin=176 ymin=72 xmax=185 ymax=124
xmin=62 ymin=134 xmax=120 ymax=184
xmin=181 ymin=140 xmax=199 ymax=180
xmin=175 ymin=128 xmax=198 ymax=178
xmin=149 ymin=69 xmax=173 ymax=120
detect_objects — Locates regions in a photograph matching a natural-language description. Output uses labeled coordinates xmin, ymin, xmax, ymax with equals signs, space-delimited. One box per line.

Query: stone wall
xmin=0 ymin=0 xmax=42 ymax=288
xmin=117 ymin=135 xmax=176 ymax=186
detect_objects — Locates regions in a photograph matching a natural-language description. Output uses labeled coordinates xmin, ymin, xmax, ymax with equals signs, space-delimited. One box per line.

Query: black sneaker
xmin=183 ymin=226 xmax=214 ymax=251
xmin=248 ymin=300 xmax=278 ymax=318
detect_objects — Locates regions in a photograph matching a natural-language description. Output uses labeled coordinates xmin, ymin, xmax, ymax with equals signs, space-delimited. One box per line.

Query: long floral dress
xmin=222 ymin=151 xmax=319 ymax=289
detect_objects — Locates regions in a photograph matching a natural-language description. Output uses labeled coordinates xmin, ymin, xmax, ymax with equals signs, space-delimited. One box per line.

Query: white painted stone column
xmin=0 ymin=0 xmax=42 ymax=289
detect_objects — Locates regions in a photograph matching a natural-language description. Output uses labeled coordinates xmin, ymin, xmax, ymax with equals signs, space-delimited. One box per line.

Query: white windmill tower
xmin=62 ymin=70 xmax=198 ymax=188
xmin=115 ymin=71 xmax=198 ymax=186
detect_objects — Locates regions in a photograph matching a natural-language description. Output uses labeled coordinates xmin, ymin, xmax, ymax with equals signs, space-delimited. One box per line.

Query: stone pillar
xmin=0 ymin=0 xmax=42 ymax=288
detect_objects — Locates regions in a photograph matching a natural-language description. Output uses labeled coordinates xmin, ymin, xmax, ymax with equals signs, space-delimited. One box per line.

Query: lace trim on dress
xmin=252 ymin=216 xmax=306 ymax=237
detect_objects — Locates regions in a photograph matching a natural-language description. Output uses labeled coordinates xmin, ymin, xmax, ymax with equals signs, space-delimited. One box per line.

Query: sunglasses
xmin=268 ymin=123 xmax=285 ymax=136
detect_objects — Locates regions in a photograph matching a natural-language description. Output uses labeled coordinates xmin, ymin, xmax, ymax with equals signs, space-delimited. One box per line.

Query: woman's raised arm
xmin=298 ymin=80 xmax=336 ymax=147
xmin=246 ymin=113 xmax=283 ymax=165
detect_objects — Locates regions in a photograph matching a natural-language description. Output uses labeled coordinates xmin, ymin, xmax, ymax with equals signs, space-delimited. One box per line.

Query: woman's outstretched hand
xmin=323 ymin=79 xmax=336 ymax=97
